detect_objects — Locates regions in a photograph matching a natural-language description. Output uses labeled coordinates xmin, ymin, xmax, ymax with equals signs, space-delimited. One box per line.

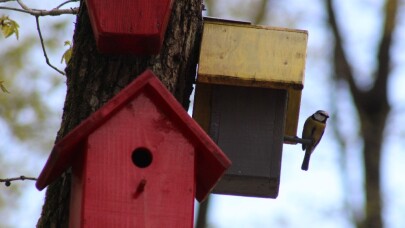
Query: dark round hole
xmin=131 ymin=148 xmax=153 ymax=168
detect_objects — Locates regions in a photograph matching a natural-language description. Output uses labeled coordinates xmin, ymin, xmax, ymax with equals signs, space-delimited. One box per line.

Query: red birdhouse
xmin=36 ymin=70 xmax=231 ymax=227
xmin=85 ymin=0 xmax=173 ymax=54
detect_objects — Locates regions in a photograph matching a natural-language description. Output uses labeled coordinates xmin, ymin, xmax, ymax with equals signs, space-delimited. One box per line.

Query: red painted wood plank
xmin=74 ymin=93 xmax=194 ymax=226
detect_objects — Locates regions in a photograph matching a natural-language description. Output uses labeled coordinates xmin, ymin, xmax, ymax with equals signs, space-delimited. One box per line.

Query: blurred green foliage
xmin=0 ymin=10 xmax=73 ymax=226
xmin=61 ymin=40 xmax=72 ymax=64
xmin=0 ymin=15 xmax=19 ymax=40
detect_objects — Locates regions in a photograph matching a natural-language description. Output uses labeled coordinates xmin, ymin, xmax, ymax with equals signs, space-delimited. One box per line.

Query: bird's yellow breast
xmin=302 ymin=117 xmax=326 ymax=151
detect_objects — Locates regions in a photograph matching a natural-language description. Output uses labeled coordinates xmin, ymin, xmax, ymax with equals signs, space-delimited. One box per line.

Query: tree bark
xmin=36 ymin=1 xmax=202 ymax=227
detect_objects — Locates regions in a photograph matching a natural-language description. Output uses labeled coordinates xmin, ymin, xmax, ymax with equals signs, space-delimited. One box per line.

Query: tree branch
xmin=372 ymin=0 xmax=397 ymax=107
xmin=0 ymin=6 xmax=78 ymax=16
xmin=0 ymin=0 xmax=78 ymax=16
xmin=55 ymin=0 xmax=78 ymax=10
xmin=1 ymin=0 xmax=77 ymax=75
xmin=204 ymin=0 xmax=214 ymax=16
xmin=253 ymin=0 xmax=269 ymax=24
xmin=0 ymin=175 xmax=37 ymax=186
xmin=35 ymin=16 xmax=65 ymax=75
xmin=326 ymin=1 xmax=397 ymax=227
xmin=325 ymin=0 xmax=366 ymax=109
xmin=329 ymin=85 xmax=364 ymax=226
xmin=16 ymin=0 xmax=30 ymax=11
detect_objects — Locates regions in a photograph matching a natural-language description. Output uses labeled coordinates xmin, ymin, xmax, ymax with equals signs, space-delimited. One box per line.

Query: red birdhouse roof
xmin=36 ymin=70 xmax=231 ymax=201
xmin=85 ymin=0 xmax=173 ymax=54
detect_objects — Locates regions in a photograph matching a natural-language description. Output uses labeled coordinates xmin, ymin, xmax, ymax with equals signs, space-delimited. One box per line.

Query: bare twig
xmin=0 ymin=6 xmax=28 ymax=14
xmin=1 ymin=175 xmax=37 ymax=186
xmin=1 ymin=0 xmax=76 ymax=74
xmin=204 ymin=0 xmax=214 ymax=16
xmin=0 ymin=0 xmax=78 ymax=16
xmin=16 ymin=0 xmax=28 ymax=10
xmin=35 ymin=16 xmax=65 ymax=75
xmin=55 ymin=0 xmax=79 ymax=10
xmin=253 ymin=0 xmax=269 ymax=24
xmin=0 ymin=6 xmax=78 ymax=16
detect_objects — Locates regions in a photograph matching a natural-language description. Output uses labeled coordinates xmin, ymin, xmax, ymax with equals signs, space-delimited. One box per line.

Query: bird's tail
xmin=301 ymin=150 xmax=311 ymax=171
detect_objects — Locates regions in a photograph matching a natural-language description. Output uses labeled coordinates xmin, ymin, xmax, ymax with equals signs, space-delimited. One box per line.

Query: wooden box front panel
xmin=209 ymin=85 xmax=287 ymax=198
xmin=198 ymin=20 xmax=307 ymax=88
xmin=73 ymin=92 xmax=195 ymax=227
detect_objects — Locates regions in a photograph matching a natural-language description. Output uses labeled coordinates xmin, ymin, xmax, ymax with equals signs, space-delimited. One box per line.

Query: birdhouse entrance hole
xmin=132 ymin=148 xmax=153 ymax=168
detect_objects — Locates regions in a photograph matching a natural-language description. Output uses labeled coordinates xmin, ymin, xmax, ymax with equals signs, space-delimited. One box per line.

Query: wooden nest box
xmin=193 ymin=18 xmax=308 ymax=198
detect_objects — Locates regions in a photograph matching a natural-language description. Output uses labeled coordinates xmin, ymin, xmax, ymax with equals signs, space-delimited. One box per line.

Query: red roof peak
xmin=36 ymin=70 xmax=231 ymax=201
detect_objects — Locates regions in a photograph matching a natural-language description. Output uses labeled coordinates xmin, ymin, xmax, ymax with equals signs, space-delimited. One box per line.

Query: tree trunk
xmin=326 ymin=0 xmax=397 ymax=227
xmin=357 ymin=91 xmax=390 ymax=228
xmin=195 ymin=198 xmax=210 ymax=228
xmin=360 ymin=111 xmax=387 ymax=228
xmin=36 ymin=1 xmax=202 ymax=227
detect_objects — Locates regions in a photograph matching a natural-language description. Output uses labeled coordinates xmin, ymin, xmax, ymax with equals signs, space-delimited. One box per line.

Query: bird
xmin=301 ymin=110 xmax=329 ymax=171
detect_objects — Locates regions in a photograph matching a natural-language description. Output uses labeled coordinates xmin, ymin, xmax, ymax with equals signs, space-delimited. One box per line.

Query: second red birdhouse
xmin=85 ymin=0 xmax=173 ymax=54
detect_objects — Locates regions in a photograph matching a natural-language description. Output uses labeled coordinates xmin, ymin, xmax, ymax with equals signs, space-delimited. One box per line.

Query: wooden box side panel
xmin=284 ymin=88 xmax=302 ymax=141
xmin=210 ymin=85 xmax=287 ymax=197
xmin=192 ymin=83 xmax=212 ymax=132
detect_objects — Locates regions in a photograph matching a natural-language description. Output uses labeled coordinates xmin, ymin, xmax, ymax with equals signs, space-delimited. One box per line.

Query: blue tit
xmin=301 ymin=110 xmax=329 ymax=171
